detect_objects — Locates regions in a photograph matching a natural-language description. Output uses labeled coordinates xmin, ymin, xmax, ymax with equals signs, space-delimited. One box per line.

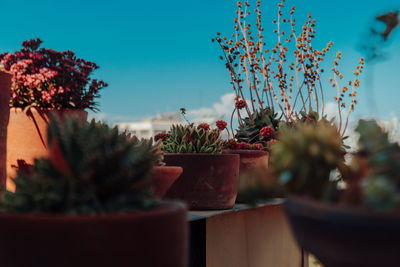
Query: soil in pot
xmin=285 ymin=195 xmax=400 ymax=267
xmin=164 ymin=153 xmax=240 ymax=210
xmin=0 ymin=201 xmax=188 ymax=267
xmin=222 ymin=149 xmax=269 ymax=202
xmin=6 ymin=108 xmax=87 ymax=191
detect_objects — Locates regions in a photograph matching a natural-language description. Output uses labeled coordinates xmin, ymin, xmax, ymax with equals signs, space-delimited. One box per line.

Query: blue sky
xmin=0 ymin=0 xmax=399 ymax=122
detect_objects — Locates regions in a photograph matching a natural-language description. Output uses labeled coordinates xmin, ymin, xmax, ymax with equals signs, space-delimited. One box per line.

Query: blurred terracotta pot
xmin=0 ymin=71 xmax=12 ymax=189
xmin=6 ymin=108 xmax=87 ymax=191
xmin=222 ymin=149 xmax=269 ymax=202
xmin=0 ymin=201 xmax=188 ymax=267
xmin=285 ymin=195 xmax=400 ymax=267
xmin=151 ymin=166 xmax=183 ymax=199
xmin=164 ymin=153 xmax=239 ymax=210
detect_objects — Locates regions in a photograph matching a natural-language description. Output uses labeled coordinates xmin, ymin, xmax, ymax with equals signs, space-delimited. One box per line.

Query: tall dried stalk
xmin=214 ymin=0 xmax=364 ymax=136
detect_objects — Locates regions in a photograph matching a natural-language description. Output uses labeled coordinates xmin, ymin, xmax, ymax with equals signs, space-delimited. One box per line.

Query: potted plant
xmin=214 ymin=0 xmax=364 ymax=182
xmin=0 ymin=38 xmax=107 ymax=191
xmin=161 ymin=121 xmax=240 ymax=210
xmin=0 ymin=114 xmax=188 ymax=267
xmin=241 ymin=120 xmax=400 ymax=267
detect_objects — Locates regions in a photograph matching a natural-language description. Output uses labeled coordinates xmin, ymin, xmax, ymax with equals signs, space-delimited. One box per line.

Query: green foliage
xmin=1 ymin=115 xmax=161 ymax=214
xmin=270 ymin=121 xmax=345 ymax=198
xmin=162 ymin=124 xmax=222 ymax=154
xmin=235 ymin=108 xmax=280 ymax=144
xmin=353 ymin=120 xmax=400 ymax=210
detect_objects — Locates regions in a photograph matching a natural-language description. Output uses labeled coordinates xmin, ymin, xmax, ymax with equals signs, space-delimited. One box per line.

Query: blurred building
xmin=115 ymin=112 xmax=227 ymax=139
xmin=116 ymin=113 xmax=182 ymax=139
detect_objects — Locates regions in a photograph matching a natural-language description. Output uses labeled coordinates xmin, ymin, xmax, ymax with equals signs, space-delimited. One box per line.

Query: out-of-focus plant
xmin=240 ymin=119 xmax=400 ymax=212
xmin=214 ymin=0 xmax=364 ymax=137
xmin=1 ymin=115 xmax=161 ymax=214
xmin=0 ymin=38 xmax=107 ymax=111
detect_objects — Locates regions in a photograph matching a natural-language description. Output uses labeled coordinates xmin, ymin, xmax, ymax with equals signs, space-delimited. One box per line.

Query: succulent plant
xmin=235 ymin=108 xmax=280 ymax=146
xmin=1 ymin=114 xmax=162 ymax=214
xmin=347 ymin=120 xmax=400 ymax=211
xmin=270 ymin=121 xmax=346 ymax=198
xmin=162 ymin=124 xmax=223 ymax=154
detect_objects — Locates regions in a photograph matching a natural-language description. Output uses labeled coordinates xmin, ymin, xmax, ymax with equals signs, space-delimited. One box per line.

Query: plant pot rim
xmin=155 ymin=165 xmax=183 ymax=170
xmin=0 ymin=200 xmax=186 ymax=222
xmin=286 ymin=195 xmax=400 ymax=222
xmin=165 ymin=153 xmax=239 ymax=157
xmin=222 ymin=149 xmax=268 ymax=156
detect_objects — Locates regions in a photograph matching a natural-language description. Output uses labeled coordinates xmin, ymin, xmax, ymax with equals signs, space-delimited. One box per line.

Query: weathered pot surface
xmin=285 ymin=195 xmax=400 ymax=267
xmin=164 ymin=153 xmax=240 ymax=210
xmin=0 ymin=201 xmax=188 ymax=267
xmin=151 ymin=166 xmax=183 ymax=199
xmin=6 ymin=108 xmax=87 ymax=191
xmin=0 ymin=71 xmax=12 ymax=188
xmin=223 ymin=149 xmax=269 ymax=202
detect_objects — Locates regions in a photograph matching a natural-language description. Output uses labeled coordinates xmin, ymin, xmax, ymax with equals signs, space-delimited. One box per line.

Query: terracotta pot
xmin=164 ymin=153 xmax=240 ymax=210
xmin=285 ymin=195 xmax=400 ymax=267
xmin=6 ymin=108 xmax=87 ymax=191
xmin=222 ymin=149 xmax=269 ymax=202
xmin=0 ymin=71 xmax=12 ymax=188
xmin=151 ymin=166 xmax=183 ymax=199
xmin=0 ymin=201 xmax=188 ymax=267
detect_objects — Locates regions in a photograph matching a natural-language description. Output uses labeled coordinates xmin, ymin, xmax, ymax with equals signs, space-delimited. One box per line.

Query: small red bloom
xmin=216 ymin=120 xmax=227 ymax=131
xmin=260 ymin=126 xmax=275 ymax=139
xmin=154 ymin=132 xmax=170 ymax=142
xmin=197 ymin=123 xmax=210 ymax=131
xmin=235 ymin=100 xmax=247 ymax=109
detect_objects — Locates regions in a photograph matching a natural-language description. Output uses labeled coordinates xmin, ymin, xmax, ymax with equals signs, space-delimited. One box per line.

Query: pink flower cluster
xmin=0 ymin=38 xmax=107 ymax=110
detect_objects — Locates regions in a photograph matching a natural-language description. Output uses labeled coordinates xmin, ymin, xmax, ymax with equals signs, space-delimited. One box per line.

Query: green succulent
xmin=1 ymin=114 xmax=161 ymax=214
xmin=162 ymin=124 xmax=222 ymax=154
xmin=270 ymin=121 xmax=345 ymax=198
xmin=353 ymin=119 xmax=400 ymax=211
xmin=235 ymin=107 xmax=280 ymax=144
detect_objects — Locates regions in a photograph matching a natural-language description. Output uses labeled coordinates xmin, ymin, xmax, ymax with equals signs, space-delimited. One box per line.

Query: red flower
xmin=235 ymin=100 xmax=246 ymax=109
xmin=216 ymin=120 xmax=227 ymax=131
xmin=154 ymin=132 xmax=170 ymax=142
xmin=197 ymin=123 xmax=210 ymax=131
xmin=260 ymin=126 xmax=275 ymax=139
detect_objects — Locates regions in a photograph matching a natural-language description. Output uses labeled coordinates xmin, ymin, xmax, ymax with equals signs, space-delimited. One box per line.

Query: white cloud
xmin=187 ymin=93 xmax=235 ymax=124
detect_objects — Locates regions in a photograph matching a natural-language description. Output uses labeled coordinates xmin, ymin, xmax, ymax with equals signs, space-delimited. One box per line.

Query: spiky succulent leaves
xmin=162 ymin=124 xmax=222 ymax=154
xmin=270 ymin=122 xmax=345 ymax=199
xmin=235 ymin=108 xmax=280 ymax=145
xmin=353 ymin=120 xmax=400 ymax=210
xmin=2 ymin=115 xmax=161 ymax=214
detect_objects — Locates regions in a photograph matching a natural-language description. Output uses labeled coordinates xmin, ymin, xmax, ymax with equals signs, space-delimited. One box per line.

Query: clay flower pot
xmin=0 ymin=71 xmax=12 ymax=188
xmin=222 ymin=149 xmax=269 ymax=202
xmin=151 ymin=166 xmax=183 ymax=199
xmin=164 ymin=153 xmax=240 ymax=210
xmin=285 ymin=195 xmax=400 ymax=267
xmin=6 ymin=108 xmax=87 ymax=191
xmin=0 ymin=201 xmax=188 ymax=267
